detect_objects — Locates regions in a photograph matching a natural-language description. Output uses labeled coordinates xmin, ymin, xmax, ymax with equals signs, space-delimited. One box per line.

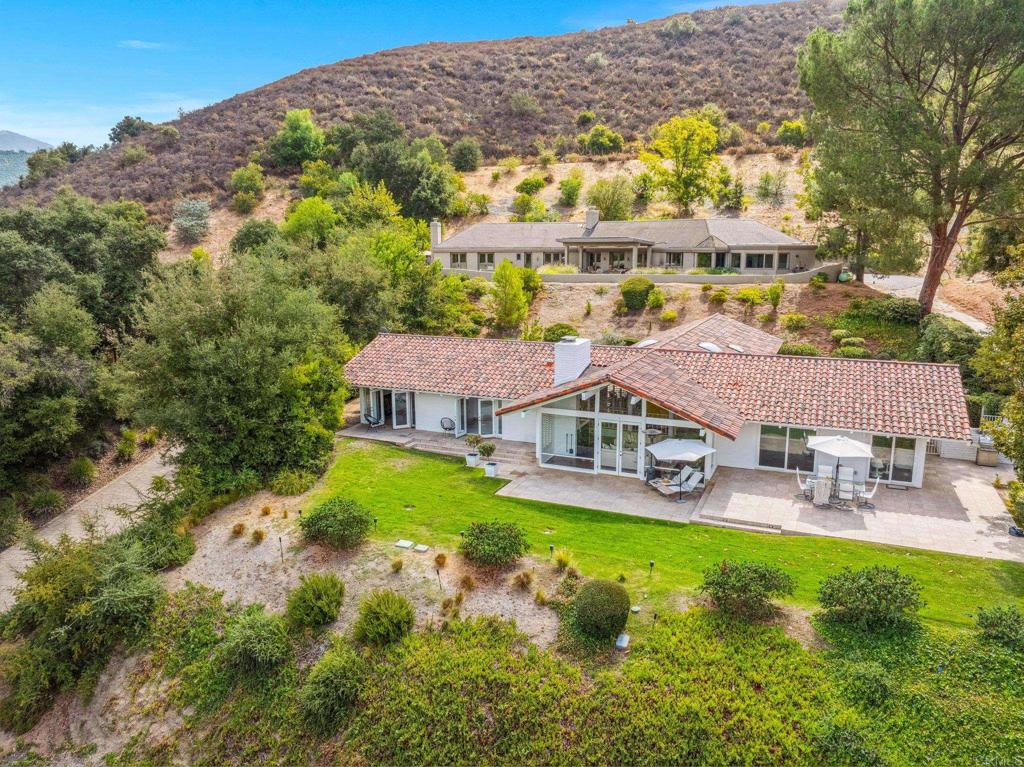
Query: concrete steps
xmin=693 ymin=512 xmax=783 ymax=534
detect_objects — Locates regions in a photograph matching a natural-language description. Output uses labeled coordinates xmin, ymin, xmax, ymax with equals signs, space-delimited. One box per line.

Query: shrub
xmin=510 ymin=91 xmax=542 ymax=117
xmin=584 ymin=51 xmax=608 ymax=70
xmin=779 ymin=342 xmax=820 ymax=356
xmin=515 ymin=175 xmax=546 ymax=195
xmin=67 ymin=456 xmax=97 ymax=489
xmin=660 ymin=309 xmax=678 ymax=323
xmin=115 ymin=438 xmax=137 ymax=463
xmin=434 ymin=552 xmax=447 ymax=568
xmin=776 ymin=119 xmax=809 ymax=147
xmin=271 ymin=468 xmax=317 ymax=495
xmin=658 ymin=15 xmax=698 ymax=38
xmin=620 ymin=276 xmax=655 ymax=310
xmin=450 ymin=137 xmax=483 ymax=172
xmin=287 ymin=573 xmax=344 ymax=633
xmin=391 ymin=557 xmax=403 ymax=573
xmin=755 ymin=170 xmax=787 ymax=205
xmin=699 ymin=560 xmax=795 ymax=619
xmin=300 ymin=497 xmax=373 ymax=549
xmin=839 ymin=337 xmax=866 ymax=347
xmin=118 ymin=145 xmax=148 ymax=167
xmin=232 ymin=191 xmax=258 ymax=214
xmin=976 ymin=605 xmax=1024 ymax=651
xmin=765 ymin=279 xmax=784 ymax=309
xmin=577 ymin=124 xmax=625 ymax=155
xmin=268 ymin=109 xmax=324 ymax=168
xmin=230 ymin=161 xmax=264 ymax=197
xmin=172 ymin=198 xmax=211 ymax=244
xmin=459 ymin=574 xmax=476 ymax=591
xmin=834 ymin=346 xmax=871 ymax=358
xmin=231 ymin=522 xmax=245 ymax=536
xmin=466 ymin=191 xmax=490 ymax=215
xmin=459 ymin=521 xmax=529 ymax=566
xmin=701 ymin=282 xmax=713 ymax=293
xmin=498 ymin=156 xmax=520 ymax=174
xmin=0 ymin=499 xmax=22 ymax=549
xmin=554 ymin=548 xmax=572 ymax=571
xmin=734 ymin=286 xmax=765 ymax=309
xmin=848 ymin=297 xmax=921 ymax=324
xmin=573 ymin=579 xmax=630 ymax=639
xmin=230 ymin=218 xmax=279 ymax=254
xmin=491 ymin=170 xmax=501 ymax=182
xmin=478 ymin=442 xmax=496 ymax=459
xmin=139 ymin=426 xmax=159 ymax=448
xmin=251 ymin=528 xmax=265 ymax=544
xmin=558 ymin=169 xmax=584 ymax=206
xmin=221 ymin=609 xmax=291 ymax=675
xmin=916 ymin=314 xmax=980 ymax=366
xmin=512 ymin=570 xmax=533 ymax=590
xmin=543 ymin=322 xmax=578 ymax=342
xmin=818 ymin=566 xmax=923 ymax=630
xmin=779 ymin=313 xmax=809 ymax=331
xmin=576 ymin=109 xmax=596 ymax=127
xmin=707 ymin=287 xmax=730 ymax=306
xmin=830 ymin=328 xmax=851 ymax=342
xmin=646 ymin=287 xmax=665 ymax=309
xmin=843 ymin=661 xmax=892 ymax=707
xmin=353 ymin=590 xmax=414 ymax=646
xmin=299 ymin=640 xmax=367 ymax=733
xmin=26 ymin=488 xmax=64 ymax=517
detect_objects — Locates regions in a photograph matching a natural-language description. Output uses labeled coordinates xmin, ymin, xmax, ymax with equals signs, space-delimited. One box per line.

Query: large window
xmin=746 ymin=253 xmax=770 ymax=269
xmin=758 ymin=425 xmax=817 ymax=471
xmin=609 ymin=250 xmax=627 ymax=270
xmin=646 ymin=424 xmax=708 ymax=475
xmin=478 ymin=253 xmax=495 ymax=271
xmin=777 ymin=252 xmax=789 ymax=270
xmin=666 ymin=252 xmax=684 ymax=267
xmin=450 ymin=253 xmax=467 ymax=269
xmin=543 ymin=251 xmax=565 ymax=265
xmin=540 ymin=413 xmax=595 ymax=469
xmin=696 ymin=252 xmax=713 ymax=269
xmin=547 ymin=391 xmax=596 ymax=412
xmin=646 ymin=401 xmax=683 ymax=420
xmin=600 ymin=385 xmax=642 ymax=416
xmin=870 ymin=435 xmax=916 ymax=483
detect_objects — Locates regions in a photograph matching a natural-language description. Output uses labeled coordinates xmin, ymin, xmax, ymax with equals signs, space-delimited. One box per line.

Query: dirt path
xmin=0 ymin=450 xmax=176 ymax=611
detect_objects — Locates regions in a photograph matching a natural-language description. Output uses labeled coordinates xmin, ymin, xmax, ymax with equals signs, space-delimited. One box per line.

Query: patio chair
xmin=836 ymin=480 xmax=855 ymax=507
xmin=817 ymin=465 xmax=834 ymax=479
xmin=440 ymin=417 xmax=456 ymax=437
xmin=796 ymin=468 xmax=815 ymax=500
xmin=856 ymin=477 xmax=881 ymax=509
xmin=654 ymin=471 xmax=703 ymax=502
xmin=837 ymin=466 xmax=855 ymax=482
xmin=365 ymin=412 xmax=385 ymax=429
xmin=650 ymin=466 xmax=692 ymax=491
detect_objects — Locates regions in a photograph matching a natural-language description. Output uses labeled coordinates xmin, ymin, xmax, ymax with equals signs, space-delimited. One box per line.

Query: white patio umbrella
xmin=645 ymin=439 xmax=716 ymax=463
xmin=805 ymin=435 xmax=874 ymax=459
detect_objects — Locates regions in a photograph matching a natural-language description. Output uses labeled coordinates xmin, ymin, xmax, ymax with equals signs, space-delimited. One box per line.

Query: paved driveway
xmin=695 ymin=458 xmax=1022 ymax=561
xmin=0 ymin=450 xmax=175 ymax=611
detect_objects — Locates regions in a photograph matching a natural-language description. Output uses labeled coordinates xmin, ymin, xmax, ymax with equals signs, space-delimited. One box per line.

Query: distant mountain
xmin=0 ymin=131 xmax=51 ymax=152
xmin=0 ymin=0 xmax=844 ymax=217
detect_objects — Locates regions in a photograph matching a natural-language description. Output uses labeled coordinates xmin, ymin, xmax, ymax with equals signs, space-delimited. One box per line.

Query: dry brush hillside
xmin=2 ymin=0 xmax=843 ymax=219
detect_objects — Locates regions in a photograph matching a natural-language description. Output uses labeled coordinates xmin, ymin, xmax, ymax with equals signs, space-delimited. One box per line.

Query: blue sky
xmin=2 ymin=0 xmax=778 ymax=146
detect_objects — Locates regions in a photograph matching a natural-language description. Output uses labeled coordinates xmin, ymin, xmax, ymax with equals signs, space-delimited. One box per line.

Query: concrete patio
xmin=695 ymin=459 xmax=1023 ymax=561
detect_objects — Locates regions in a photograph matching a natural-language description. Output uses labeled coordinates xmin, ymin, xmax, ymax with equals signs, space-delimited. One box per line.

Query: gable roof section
xmin=346 ymin=331 xmax=971 ymax=441
xmin=642 ymin=315 xmax=783 ymax=355
xmin=434 ymin=218 xmax=813 ymax=252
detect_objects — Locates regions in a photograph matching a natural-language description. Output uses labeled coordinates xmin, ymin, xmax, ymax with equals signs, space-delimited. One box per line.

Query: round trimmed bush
xmin=818 ymin=566 xmax=923 ymax=630
xmin=221 ymin=609 xmax=292 ymax=675
xmin=573 ymin=579 xmax=630 ymax=639
xmin=299 ymin=640 xmax=367 ymax=733
xmin=830 ymin=328 xmax=851 ymax=342
xmin=779 ymin=313 xmax=809 ymax=332
xmin=620 ymin=276 xmax=655 ymax=311
xmin=839 ymin=337 xmax=866 ymax=347
xmin=543 ymin=323 xmax=579 ymax=342
xmin=300 ymin=497 xmax=373 ymax=549
xmin=67 ymin=457 xmax=97 ymax=489
xmin=286 ymin=573 xmax=344 ymax=632
xmin=459 ymin=521 xmax=529 ymax=566
xmin=660 ymin=309 xmax=678 ymax=323
xmin=699 ymin=560 xmax=795 ymax=619
xmin=834 ymin=346 xmax=871 ymax=359
xmin=353 ymin=590 xmax=414 ymax=646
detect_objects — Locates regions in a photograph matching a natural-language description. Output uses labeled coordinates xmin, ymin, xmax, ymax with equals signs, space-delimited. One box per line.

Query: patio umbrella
xmin=645 ymin=439 xmax=715 ymax=463
xmin=806 ymin=435 xmax=874 ymax=459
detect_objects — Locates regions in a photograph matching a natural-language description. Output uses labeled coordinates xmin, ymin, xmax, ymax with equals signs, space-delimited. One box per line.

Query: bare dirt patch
xmin=158 ymin=183 xmax=292 ymax=265
xmin=938 ymin=276 xmax=1012 ymax=325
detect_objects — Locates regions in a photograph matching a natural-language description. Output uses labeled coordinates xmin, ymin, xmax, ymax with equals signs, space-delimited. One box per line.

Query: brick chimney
xmin=584 ymin=207 xmax=599 ymax=231
xmin=430 ymin=219 xmax=443 ymax=248
xmin=553 ymin=336 xmax=592 ymax=385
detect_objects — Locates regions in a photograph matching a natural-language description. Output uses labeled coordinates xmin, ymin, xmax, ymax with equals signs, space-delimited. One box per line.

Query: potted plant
xmin=464 ymin=434 xmax=482 ymax=467
xmin=479 ymin=442 xmax=498 ymax=477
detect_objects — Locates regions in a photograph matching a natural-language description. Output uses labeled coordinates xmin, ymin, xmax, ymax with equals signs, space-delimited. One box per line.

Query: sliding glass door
xmin=598 ymin=420 xmax=641 ymax=477
xmin=459 ymin=398 xmax=501 ymax=437
xmin=869 ymin=435 xmax=916 ymax=483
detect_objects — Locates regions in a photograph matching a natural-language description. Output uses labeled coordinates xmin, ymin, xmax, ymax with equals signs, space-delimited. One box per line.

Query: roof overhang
xmin=557 ymin=236 xmax=656 ymax=246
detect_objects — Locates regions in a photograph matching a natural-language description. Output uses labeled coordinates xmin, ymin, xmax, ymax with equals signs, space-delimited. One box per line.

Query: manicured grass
xmin=311 ymin=440 xmax=1024 ymax=628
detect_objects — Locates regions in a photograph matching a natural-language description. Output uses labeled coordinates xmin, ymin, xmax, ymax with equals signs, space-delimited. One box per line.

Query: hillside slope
xmin=1 ymin=0 xmax=843 ymax=218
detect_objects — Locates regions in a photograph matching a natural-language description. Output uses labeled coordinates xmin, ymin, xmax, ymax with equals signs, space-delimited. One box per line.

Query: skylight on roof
xmin=698 ymin=341 xmax=723 ymax=353
xmin=634 ymin=339 xmax=657 ymax=348
xmin=727 ymin=344 xmax=745 ymax=353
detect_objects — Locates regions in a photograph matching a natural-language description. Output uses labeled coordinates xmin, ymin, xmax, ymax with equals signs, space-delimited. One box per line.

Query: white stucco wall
xmin=413 ymin=392 xmax=458 ymax=433
xmin=713 ymin=423 xmax=760 ymax=470
xmin=500 ymin=406 xmax=536 ymax=442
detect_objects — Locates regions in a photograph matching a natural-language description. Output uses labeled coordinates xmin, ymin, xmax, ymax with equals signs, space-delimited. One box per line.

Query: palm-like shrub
xmin=353 ymin=590 xmax=414 ymax=646
xmin=300 ymin=497 xmax=373 ymax=549
xmin=286 ymin=573 xmax=345 ymax=632
xmin=573 ymin=579 xmax=630 ymax=639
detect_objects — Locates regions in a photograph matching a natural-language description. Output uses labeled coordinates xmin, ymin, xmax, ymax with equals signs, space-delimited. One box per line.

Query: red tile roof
xmin=345 ymin=332 xmax=971 ymax=441
xmin=642 ymin=314 xmax=783 ymax=354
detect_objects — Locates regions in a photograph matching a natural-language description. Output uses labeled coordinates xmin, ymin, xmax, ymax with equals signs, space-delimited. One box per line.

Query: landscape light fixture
xmin=648 ymin=559 xmax=655 ymax=575
xmin=549 ymin=543 xmax=554 ymax=557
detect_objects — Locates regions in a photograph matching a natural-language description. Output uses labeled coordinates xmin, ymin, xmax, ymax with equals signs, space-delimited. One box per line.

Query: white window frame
xmin=450 ymin=253 xmax=468 ymax=269
xmin=478 ymin=252 xmax=495 ymax=271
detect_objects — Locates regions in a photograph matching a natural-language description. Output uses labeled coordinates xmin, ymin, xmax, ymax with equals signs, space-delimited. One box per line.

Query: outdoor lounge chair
xmin=365 ymin=412 xmax=386 ymax=429
xmin=856 ymin=477 xmax=881 ymax=509
xmin=796 ymin=468 xmax=814 ymax=500
xmin=649 ymin=466 xmax=692 ymax=490
xmin=654 ymin=471 xmax=703 ymax=501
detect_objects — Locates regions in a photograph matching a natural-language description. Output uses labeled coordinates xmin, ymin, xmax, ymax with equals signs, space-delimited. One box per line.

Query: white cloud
xmin=118 ymin=40 xmax=167 ymax=50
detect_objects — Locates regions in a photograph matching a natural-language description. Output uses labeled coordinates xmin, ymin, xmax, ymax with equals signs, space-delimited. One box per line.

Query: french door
xmin=392 ymin=391 xmax=414 ymax=429
xmin=598 ymin=421 xmax=641 ymax=476
xmin=459 ymin=397 xmax=500 ymax=437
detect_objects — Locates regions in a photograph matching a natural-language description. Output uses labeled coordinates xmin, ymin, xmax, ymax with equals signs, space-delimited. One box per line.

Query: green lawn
xmin=311 ymin=440 xmax=1024 ymax=628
